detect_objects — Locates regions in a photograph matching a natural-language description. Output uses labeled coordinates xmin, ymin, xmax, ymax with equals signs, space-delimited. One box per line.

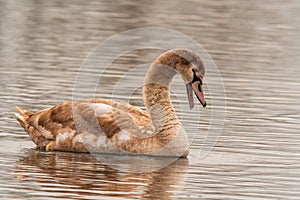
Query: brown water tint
xmin=0 ymin=0 xmax=300 ymax=199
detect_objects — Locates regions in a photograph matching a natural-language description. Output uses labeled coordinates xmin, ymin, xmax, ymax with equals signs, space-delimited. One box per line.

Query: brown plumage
xmin=15 ymin=49 xmax=206 ymax=157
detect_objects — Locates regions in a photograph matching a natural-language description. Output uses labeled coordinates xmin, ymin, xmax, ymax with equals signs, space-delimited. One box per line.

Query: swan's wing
xmin=92 ymin=99 xmax=152 ymax=136
xmin=20 ymin=99 xmax=154 ymax=152
xmin=87 ymin=101 xmax=155 ymax=141
xmin=93 ymin=98 xmax=152 ymax=126
xmin=30 ymin=99 xmax=114 ymax=139
xmin=26 ymin=102 xmax=73 ymax=140
xmin=25 ymin=100 xmax=109 ymax=143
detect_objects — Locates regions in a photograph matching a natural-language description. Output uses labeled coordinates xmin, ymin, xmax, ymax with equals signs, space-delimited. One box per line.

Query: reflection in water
xmin=15 ymin=150 xmax=189 ymax=199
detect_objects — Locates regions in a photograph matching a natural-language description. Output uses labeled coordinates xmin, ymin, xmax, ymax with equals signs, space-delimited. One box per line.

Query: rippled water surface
xmin=1 ymin=0 xmax=300 ymax=199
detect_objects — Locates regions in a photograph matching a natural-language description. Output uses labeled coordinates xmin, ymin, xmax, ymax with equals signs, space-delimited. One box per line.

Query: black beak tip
xmin=202 ymin=101 xmax=207 ymax=108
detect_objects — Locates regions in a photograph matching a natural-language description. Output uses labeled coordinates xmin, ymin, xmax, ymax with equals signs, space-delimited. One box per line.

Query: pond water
xmin=0 ymin=0 xmax=300 ymax=199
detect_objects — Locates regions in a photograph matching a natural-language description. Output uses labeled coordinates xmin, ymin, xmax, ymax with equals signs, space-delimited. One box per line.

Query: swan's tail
xmin=15 ymin=106 xmax=51 ymax=149
xmin=14 ymin=106 xmax=33 ymax=130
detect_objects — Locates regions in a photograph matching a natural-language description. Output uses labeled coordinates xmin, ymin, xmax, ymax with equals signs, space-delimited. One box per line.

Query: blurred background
xmin=0 ymin=0 xmax=299 ymax=199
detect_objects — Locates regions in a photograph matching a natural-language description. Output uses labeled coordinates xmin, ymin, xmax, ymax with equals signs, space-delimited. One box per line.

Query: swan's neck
xmin=143 ymin=63 xmax=181 ymax=142
xmin=120 ymin=61 xmax=190 ymax=157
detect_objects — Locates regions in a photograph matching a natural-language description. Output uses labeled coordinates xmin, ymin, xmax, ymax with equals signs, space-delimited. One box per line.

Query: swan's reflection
xmin=15 ymin=150 xmax=189 ymax=199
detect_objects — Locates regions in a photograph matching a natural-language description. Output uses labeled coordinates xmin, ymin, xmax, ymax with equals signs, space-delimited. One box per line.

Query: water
xmin=1 ymin=0 xmax=300 ymax=199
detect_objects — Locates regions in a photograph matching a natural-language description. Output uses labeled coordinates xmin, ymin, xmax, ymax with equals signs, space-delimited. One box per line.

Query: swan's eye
xmin=192 ymin=69 xmax=202 ymax=85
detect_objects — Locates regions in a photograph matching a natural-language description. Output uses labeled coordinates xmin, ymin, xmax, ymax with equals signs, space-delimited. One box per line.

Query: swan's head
xmin=157 ymin=49 xmax=206 ymax=108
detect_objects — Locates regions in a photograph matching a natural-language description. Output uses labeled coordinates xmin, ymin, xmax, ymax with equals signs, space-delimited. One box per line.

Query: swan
xmin=15 ymin=49 xmax=206 ymax=157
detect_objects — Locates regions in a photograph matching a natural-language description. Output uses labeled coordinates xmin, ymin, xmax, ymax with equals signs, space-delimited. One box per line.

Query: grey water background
xmin=0 ymin=0 xmax=300 ymax=199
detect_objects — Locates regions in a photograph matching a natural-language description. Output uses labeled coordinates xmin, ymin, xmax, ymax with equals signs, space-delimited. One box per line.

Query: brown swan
xmin=15 ymin=49 xmax=206 ymax=157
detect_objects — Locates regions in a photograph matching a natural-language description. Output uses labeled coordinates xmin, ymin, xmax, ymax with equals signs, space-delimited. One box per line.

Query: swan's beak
xmin=186 ymin=81 xmax=206 ymax=109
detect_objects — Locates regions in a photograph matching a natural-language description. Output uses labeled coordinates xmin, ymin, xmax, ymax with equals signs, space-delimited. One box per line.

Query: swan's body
xmin=15 ymin=49 xmax=206 ymax=157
